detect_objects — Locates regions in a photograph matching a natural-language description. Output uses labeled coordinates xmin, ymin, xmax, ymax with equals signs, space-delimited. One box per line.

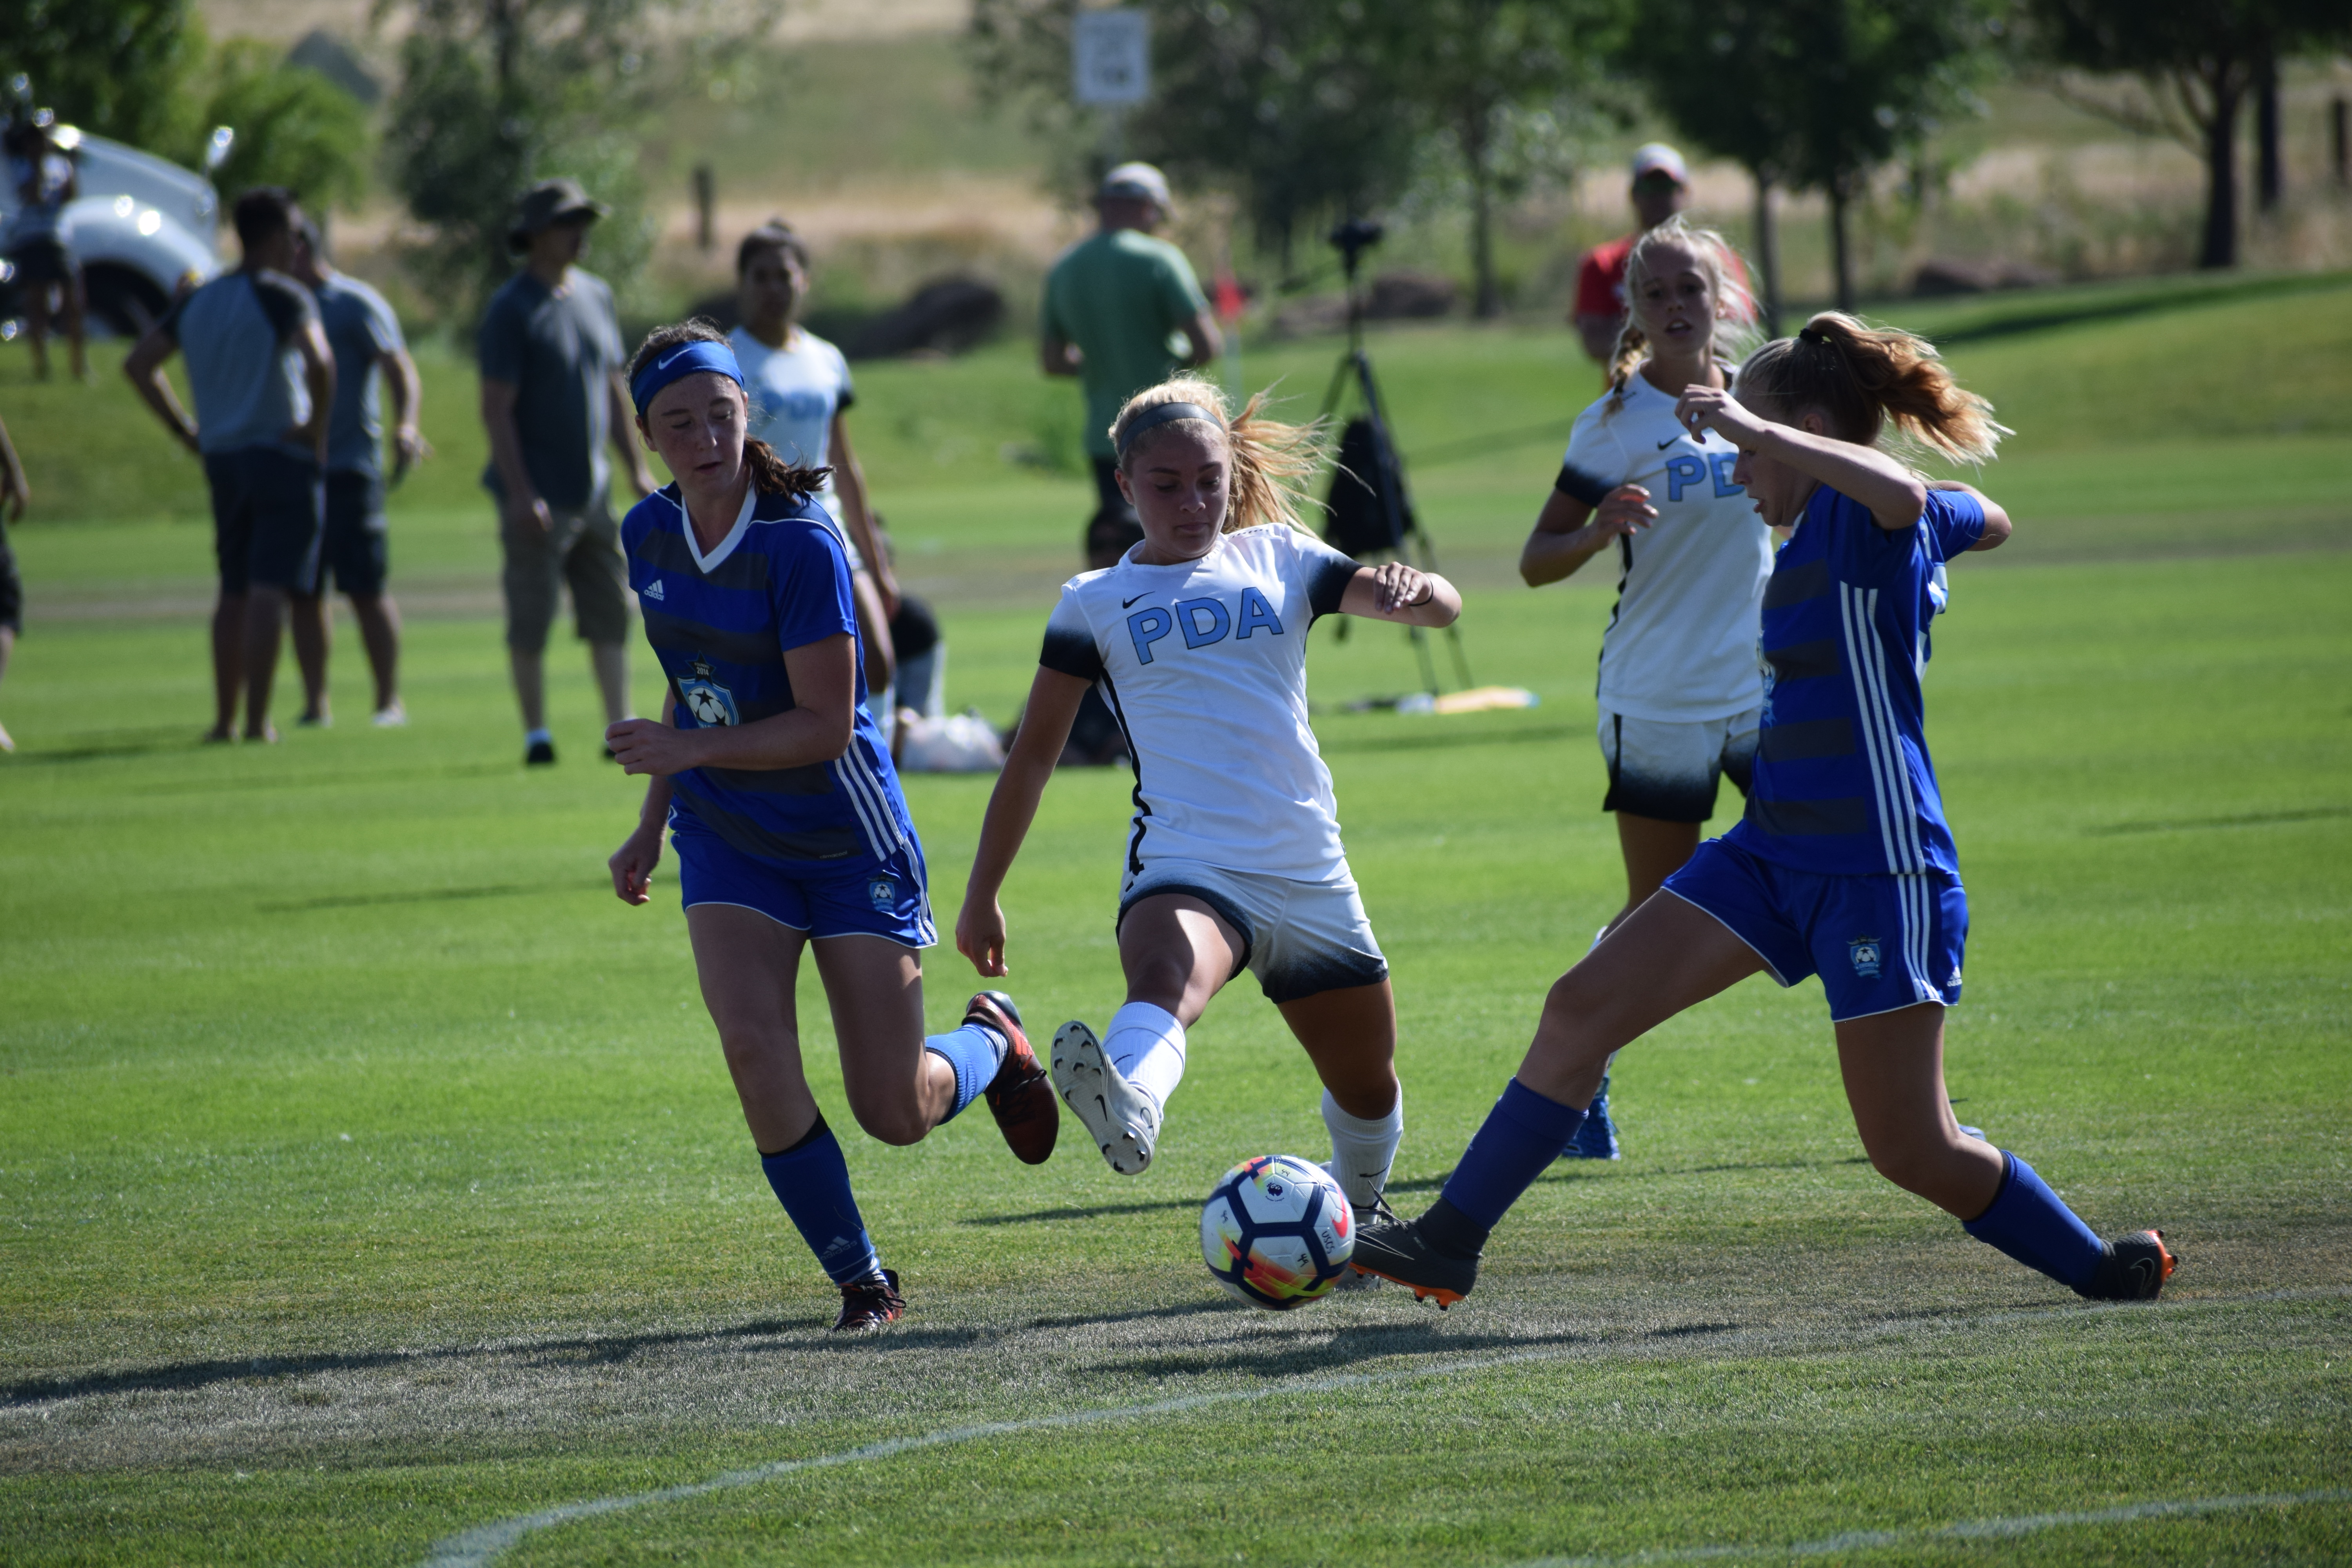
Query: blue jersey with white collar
xmin=622 ymin=483 xmax=914 ymax=869
xmin=1726 ymin=484 xmax=1985 ymax=877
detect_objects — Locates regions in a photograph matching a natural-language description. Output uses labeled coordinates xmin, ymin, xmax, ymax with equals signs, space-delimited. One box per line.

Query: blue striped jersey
xmin=621 ymin=483 xmax=914 ymax=868
xmin=1725 ymin=485 xmax=1986 ymax=877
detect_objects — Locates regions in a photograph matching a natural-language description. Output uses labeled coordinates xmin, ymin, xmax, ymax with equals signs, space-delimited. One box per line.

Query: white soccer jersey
xmin=1038 ymin=524 xmax=1363 ymax=880
xmin=730 ymin=325 xmax=854 ymax=524
xmin=1560 ymin=371 xmax=1774 ymax=723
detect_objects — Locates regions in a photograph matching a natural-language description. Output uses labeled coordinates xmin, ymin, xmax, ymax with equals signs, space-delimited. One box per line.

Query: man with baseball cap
xmin=1040 ymin=161 xmax=1221 ymax=564
xmin=1572 ymin=143 xmax=1728 ymax=366
xmin=477 ymin=177 xmax=658 ymax=766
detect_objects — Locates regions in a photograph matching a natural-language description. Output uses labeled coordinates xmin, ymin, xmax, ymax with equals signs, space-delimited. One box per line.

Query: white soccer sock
xmin=1321 ymin=1087 xmax=1403 ymax=1212
xmin=1103 ymin=1001 xmax=1186 ymax=1113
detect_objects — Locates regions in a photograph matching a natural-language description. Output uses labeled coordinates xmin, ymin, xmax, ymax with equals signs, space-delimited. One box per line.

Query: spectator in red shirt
xmin=1573 ymin=144 xmax=1710 ymax=365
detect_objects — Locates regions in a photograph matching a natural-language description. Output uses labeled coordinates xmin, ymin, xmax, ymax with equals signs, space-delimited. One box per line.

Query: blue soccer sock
xmin=1423 ymin=1079 xmax=1587 ymax=1256
xmin=1961 ymin=1151 xmax=2105 ymax=1294
xmin=759 ymin=1116 xmax=884 ymax=1286
xmin=922 ymin=1018 xmax=1009 ymax=1124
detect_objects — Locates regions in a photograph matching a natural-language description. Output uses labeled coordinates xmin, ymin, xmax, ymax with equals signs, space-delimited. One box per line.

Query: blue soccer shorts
xmin=1661 ymin=836 xmax=1966 ymax=1022
xmin=672 ymin=817 xmax=937 ymax=948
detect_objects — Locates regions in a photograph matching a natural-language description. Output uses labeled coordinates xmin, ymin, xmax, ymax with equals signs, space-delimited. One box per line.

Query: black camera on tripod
xmin=1328 ymin=217 xmax=1385 ymax=275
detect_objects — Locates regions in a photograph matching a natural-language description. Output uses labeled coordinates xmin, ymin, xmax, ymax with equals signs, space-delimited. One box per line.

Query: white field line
xmin=414 ymin=1288 xmax=2348 ymax=1568
xmin=1511 ymin=1489 xmax=2352 ymax=1566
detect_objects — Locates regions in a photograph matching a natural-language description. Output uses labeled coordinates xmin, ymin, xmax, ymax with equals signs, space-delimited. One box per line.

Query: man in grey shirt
xmin=289 ymin=216 xmax=427 ymax=729
xmin=478 ymin=178 xmax=657 ymax=766
xmin=125 ymin=187 xmax=335 ymax=743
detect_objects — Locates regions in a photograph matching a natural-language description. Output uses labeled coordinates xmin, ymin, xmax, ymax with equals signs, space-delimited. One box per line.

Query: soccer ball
xmin=1200 ymin=1154 xmax=1354 ymax=1310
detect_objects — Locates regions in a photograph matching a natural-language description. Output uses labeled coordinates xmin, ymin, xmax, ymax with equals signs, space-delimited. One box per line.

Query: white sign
xmin=1073 ymin=9 xmax=1150 ymax=106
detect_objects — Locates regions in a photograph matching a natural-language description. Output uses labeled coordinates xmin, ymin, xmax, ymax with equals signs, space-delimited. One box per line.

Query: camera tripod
xmin=1318 ymin=219 xmax=1472 ymax=696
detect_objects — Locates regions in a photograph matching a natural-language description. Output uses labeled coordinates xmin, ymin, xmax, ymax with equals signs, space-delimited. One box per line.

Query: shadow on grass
xmin=258 ymin=882 xmax=585 ymax=913
xmin=4 ymin=726 xmax=204 ymax=764
xmin=2084 ymin=805 xmax=2351 ymax=837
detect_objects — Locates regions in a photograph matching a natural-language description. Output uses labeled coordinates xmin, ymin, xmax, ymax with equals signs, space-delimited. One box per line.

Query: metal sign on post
xmin=1072 ymin=9 xmax=1150 ymax=106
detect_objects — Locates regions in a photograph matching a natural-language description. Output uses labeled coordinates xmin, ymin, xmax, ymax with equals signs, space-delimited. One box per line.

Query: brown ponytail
xmin=1737 ymin=312 xmax=2007 ymax=464
xmin=1109 ymin=373 xmax=1326 ymax=535
xmin=627 ymin=316 xmax=829 ymax=499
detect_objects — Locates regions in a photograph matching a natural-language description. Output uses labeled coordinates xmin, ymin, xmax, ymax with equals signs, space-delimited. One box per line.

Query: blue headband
xmin=1116 ymin=401 xmax=1220 ymax=457
xmin=630 ymin=340 xmax=744 ymax=416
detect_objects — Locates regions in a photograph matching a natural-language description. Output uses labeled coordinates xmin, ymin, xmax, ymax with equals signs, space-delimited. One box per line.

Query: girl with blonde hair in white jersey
xmin=1521 ymin=214 xmax=1770 ymax=1160
xmin=956 ymin=375 xmax=1461 ymax=1228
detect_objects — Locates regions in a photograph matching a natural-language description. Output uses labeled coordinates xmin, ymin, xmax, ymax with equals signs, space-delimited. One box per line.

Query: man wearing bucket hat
xmin=1040 ymin=162 xmax=1221 ymax=566
xmin=478 ymin=177 xmax=659 ymax=766
xmin=1571 ymin=143 xmax=1747 ymax=367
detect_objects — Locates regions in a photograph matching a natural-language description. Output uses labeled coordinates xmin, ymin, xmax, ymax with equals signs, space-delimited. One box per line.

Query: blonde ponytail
xmin=1109 ymin=373 xmax=1326 ymax=535
xmin=1738 ymin=312 xmax=2007 ymax=464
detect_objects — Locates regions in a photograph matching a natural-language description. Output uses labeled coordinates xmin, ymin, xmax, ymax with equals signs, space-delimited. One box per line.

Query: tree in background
xmin=969 ymin=0 xmax=1416 ymax=276
xmin=1364 ymin=0 xmax=1618 ymax=318
xmin=1617 ymin=0 xmax=1802 ymax=335
xmin=2031 ymin=0 xmax=2352 ymax=269
xmin=0 ymin=0 xmax=203 ymax=154
xmin=379 ymin=0 xmax=762 ymax=330
xmin=197 ymin=41 xmax=372 ymax=213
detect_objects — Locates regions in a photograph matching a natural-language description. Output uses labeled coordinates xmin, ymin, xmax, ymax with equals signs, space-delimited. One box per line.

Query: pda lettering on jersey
xmin=1128 ymin=605 xmax=1175 ymax=663
xmin=1235 ymin=587 xmax=1283 ymax=639
xmin=1664 ymin=454 xmax=1708 ymax=501
xmin=1176 ymin=597 xmax=1230 ymax=648
xmin=1710 ymin=453 xmax=1742 ymax=497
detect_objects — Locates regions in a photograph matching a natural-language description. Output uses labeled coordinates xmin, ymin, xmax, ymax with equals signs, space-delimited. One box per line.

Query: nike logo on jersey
xmin=1655 ymin=436 xmax=1679 ymax=449
xmin=642 ymin=579 xmax=665 ymax=600
xmin=1121 ymin=593 xmax=1149 ymax=609
xmin=1127 ymin=589 xmax=1285 ymax=663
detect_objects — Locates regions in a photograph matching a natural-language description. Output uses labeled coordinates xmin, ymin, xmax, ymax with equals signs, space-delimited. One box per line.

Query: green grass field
xmin=2 ymin=280 xmax=2348 ymax=1564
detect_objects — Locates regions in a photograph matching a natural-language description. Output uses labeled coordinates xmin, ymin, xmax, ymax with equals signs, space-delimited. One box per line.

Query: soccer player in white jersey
xmin=956 ymin=375 xmax=1461 ymax=1232
xmin=1355 ymin=316 xmax=2176 ymax=1309
xmin=604 ymin=321 xmax=1059 ymax=1333
xmin=1521 ymin=215 xmax=1769 ymax=1160
xmin=729 ymin=222 xmax=902 ymax=730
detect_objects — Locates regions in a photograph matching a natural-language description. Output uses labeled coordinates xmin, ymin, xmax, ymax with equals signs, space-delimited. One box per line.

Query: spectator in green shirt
xmin=1040 ymin=163 xmax=1221 ymax=563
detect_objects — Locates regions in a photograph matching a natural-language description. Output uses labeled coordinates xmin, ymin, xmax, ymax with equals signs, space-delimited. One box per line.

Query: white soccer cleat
xmin=1052 ymin=1020 xmax=1160 ymax=1175
xmin=372 ymin=701 xmax=408 ymax=728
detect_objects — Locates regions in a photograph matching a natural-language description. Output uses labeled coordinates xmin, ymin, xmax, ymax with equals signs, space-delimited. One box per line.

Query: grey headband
xmin=1116 ymin=401 xmax=1220 ymax=457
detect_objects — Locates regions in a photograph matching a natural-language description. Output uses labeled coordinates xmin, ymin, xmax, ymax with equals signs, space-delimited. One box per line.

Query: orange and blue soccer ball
xmin=1200 ymin=1154 xmax=1354 ymax=1310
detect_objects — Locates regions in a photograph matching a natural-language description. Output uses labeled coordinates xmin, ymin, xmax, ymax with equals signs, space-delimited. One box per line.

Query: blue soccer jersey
xmin=622 ymin=483 xmax=914 ymax=868
xmin=1725 ymin=484 xmax=1986 ymax=877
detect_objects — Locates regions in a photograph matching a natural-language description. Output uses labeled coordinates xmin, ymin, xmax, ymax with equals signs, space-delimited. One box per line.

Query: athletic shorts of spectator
xmin=205 ymin=448 xmax=324 ymax=596
xmin=5 ymin=237 xmax=74 ymax=285
xmin=501 ymin=498 xmax=630 ymax=651
xmin=1598 ymin=705 xmax=1760 ymax=823
xmin=0 ymin=524 xmax=23 ymax=635
xmin=318 ymin=471 xmax=390 ymax=599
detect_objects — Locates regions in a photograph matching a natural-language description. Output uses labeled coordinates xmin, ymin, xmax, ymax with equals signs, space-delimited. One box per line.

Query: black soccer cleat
xmin=970 ymin=991 xmax=1057 ymax=1166
xmin=831 ymin=1268 xmax=906 ymax=1333
xmin=524 ymin=739 xmax=557 ymax=766
xmin=2082 ymin=1230 xmax=2176 ymax=1301
xmin=1350 ymin=1215 xmax=1479 ymax=1309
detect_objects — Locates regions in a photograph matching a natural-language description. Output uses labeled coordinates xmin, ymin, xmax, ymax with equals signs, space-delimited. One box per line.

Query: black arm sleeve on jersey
xmin=835 ymin=387 xmax=856 ymax=412
xmin=1307 ymin=554 xmax=1358 ymax=619
xmin=1039 ymin=625 xmax=1104 ymax=682
xmin=1554 ymin=462 xmax=1613 ymax=508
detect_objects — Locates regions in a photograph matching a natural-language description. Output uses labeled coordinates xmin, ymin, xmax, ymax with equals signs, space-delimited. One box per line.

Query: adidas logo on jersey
xmin=643 ymin=579 xmax=665 ymax=601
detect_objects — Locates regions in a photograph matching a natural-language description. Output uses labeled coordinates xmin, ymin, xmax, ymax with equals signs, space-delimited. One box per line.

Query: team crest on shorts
xmin=677 ymin=657 xmax=739 ymax=727
xmin=1848 ymin=937 xmax=1883 ymax=979
xmin=868 ymin=875 xmax=897 ymax=911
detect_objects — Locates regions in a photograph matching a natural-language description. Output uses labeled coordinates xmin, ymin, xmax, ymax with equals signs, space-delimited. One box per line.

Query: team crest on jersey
xmin=867 ymin=875 xmax=897 ymax=911
xmin=677 ymin=657 xmax=739 ymax=727
xmin=1849 ymin=937 xmax=1882 ymax=979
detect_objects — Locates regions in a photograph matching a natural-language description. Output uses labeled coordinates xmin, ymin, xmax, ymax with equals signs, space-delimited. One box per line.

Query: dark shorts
xmin=673 ymin=815 xmax=937 ymax=947
xmin=6 ymin=238 xmax=74 ymax=285
xmin=1663 ymin=836 xmax=1967 ymax=1023
xmin=204 ymin=448 xmax=323 ymax=595
xmin=0 ymin=524 xmax=21 ymax=635
xmin=319 ymin=470 xmax=388 ymax=598
xmin=1085 ymin=457 xmax=1143 ymax=563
